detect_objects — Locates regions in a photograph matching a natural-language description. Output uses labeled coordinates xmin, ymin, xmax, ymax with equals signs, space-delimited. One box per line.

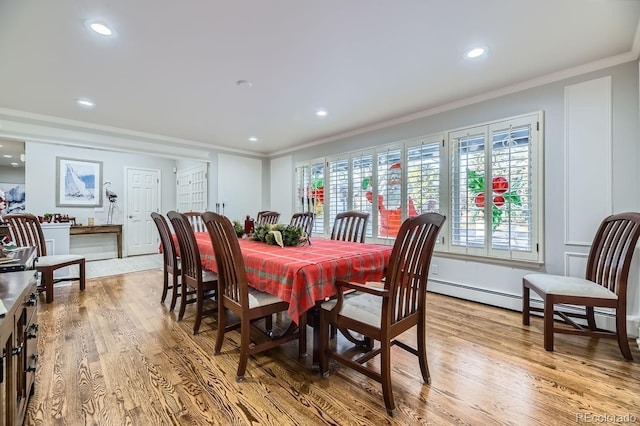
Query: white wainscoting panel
xmin=564 ymin=251 xmax=588 ymax=277
xmin=564 ymin=76 xmax=611 ymax=246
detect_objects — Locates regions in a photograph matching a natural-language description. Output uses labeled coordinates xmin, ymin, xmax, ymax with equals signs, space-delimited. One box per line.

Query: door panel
xmin=126 ymin=168 xmax=160 ymax=256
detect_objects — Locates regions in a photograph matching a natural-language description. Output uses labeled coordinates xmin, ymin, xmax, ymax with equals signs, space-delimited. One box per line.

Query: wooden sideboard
xmin=69 ymin=224 xmax=123 ymax=258
xmin=0 ymin=270 xmax=38 ymax=426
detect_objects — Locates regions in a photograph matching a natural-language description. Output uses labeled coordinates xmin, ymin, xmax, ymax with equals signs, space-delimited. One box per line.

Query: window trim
xmin=294 ymin=111 xmax=544 ymax=265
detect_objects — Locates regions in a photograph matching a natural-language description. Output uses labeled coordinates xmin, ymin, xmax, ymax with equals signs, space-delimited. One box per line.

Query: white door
xmin=126 ymin=167 xmax=160 ymax=256
xmin=176 ymin=163 xmax=208 ymax=212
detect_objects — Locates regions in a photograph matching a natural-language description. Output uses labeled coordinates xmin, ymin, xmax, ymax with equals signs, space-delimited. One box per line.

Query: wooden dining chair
xmin=3 ymin=213 xmax=85 ymax=303
xmin=319 ymin=212 xmax=446 ymax=417
xmin=201 ymin=211 xmax=306 ymax=382
xmin=331 ymin=211 xmax=370 ymax=243
xmin=183 ymin=211 xmax=206 ymax=233
xmin=256 ymin=211 xmax=280 ymax=226
xmin=328 ymin=210 xmax=371 ymax=341
xmin=289 ymin=212 xmax=315 ymax=238
xmin=167 ymin=211 xmax=218 ymax=335
xmin=151 ymin=212 xmax=181 ymax=311
xmin=523 ymin=212 xmax=640 ymax=360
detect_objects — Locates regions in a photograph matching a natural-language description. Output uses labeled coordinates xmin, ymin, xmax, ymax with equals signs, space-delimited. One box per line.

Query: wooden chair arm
xmin=336 ymin=280 xmax=388 ymax=297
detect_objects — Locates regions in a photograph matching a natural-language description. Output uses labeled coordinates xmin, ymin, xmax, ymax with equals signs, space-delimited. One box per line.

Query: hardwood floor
xmin=25 ymin=270 xmax=640 ymax=425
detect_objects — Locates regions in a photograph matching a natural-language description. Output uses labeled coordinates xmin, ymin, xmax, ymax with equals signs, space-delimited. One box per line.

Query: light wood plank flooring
xmin=25 ymin=270 xmax=640 ymax=425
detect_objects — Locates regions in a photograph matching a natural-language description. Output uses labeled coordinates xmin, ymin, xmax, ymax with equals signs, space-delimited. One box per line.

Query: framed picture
xmin=0 ymin=182 xmax=25 ymax=215
xmin=56 ymin=157 xmax=103 ymax=207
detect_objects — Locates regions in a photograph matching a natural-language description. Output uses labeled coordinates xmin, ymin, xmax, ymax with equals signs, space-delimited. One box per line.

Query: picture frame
xmin=56 ymin=157 xmax=103 ymax=207
xmin=0 ymin=182 xmax=26 ymax=215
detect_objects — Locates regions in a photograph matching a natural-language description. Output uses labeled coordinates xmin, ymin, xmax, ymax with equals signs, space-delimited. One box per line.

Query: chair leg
xmin=319 ymin=310 xmax=330 ymax=377
xmin=236 ymin=317 xmax=251 ymax=381
xmin=330 ymin=323 xmax=337 ymax=338
xmin=616 ymin=310 xmax=633 ymax=361
xmin=380 ymin=340 xmax=396 ymax=417
xmin=265 ymin=314 xmax=273 ymax=336
xmin=543 ymin=296 xmax=554 ymax=352
xmin=214 ymin=305 xmax=226 ymax=356
xmin=178 ymin=282 xmax=188 ymax=321
xmin=161 ymin=267 xmax=169 ymax=303
xmin=79 ymin=259 xmax=86 ymax=291
xmin=586 ymin=306 xmax=597 ymax=330
xmin=522 ymin=281 xmax=530 ymax=326
xmin=169 ymin=273 xmax=179 ymax=312
xmin=298 ymin=313 xmax=307 ymax=357
xmin=417 ymin=317 xmax=431 ymax=384
xmin=193 ymin=287 xmax=204 ymax=335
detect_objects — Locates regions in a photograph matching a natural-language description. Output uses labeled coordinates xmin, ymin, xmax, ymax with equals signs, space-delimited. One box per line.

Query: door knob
xmin=128 ymin=215 xmax=133 ymax=219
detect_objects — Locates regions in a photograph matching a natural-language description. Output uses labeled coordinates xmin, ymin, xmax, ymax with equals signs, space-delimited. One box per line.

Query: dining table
xmin=192 ymin=232 xmax=391 ymax=323
xmin=188 ymin=232 xmax=393 ymax=362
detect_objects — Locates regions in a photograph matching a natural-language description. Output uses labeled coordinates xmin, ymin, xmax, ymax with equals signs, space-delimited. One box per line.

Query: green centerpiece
xmin=252 ymin=223 xmax=306 ymax=247
xmin=232 ymin=220 xmax=245 ymax=237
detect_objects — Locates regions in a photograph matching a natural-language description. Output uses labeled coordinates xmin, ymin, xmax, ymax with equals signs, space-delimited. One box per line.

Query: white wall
xmin=270 ymin=155 xmax=293 ymax=221
xmin=25 ymin=142 xmax=177 ymax=258
xmin=25 ymin=142 xmax=177 ymax=223
xmin=217 ymin=153 xmax=262 ymax=222
xmin=277 ymin=61 xmax=640 ymax=336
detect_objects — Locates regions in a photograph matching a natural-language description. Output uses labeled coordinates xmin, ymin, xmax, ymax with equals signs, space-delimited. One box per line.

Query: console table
xmin=70 ymin=224 xmax=123 ymax=258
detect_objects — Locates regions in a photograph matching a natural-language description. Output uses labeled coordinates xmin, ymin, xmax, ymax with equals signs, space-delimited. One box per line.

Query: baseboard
xmin=428 ymin=278 xmax=639 ymax=339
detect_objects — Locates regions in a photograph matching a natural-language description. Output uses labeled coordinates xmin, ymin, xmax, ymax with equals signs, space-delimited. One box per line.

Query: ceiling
xmin=1 ymin=1 xmax=639 ymax=157
xmin=0 ymin=140 xmax=24 ymax=169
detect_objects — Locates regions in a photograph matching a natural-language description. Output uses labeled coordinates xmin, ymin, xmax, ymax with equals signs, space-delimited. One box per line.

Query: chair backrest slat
xmin=3 ymin=214 xmax=48 ymax=256
xmin=167 ymin=211 xmax=202 ymax=282
xmin=151 ymin=212 xmax=178 ymax=269
xmin=383 ymin=213 xmax=445 ymax=325
xmin=586 ymin=212 xmax=640 ymax=297
xmin=183 ymin=212 xmax=206 ymax=233
xmin=331 ymin=211 xmax=369 ymax=243
xmin=256 ymin=211 xmax=280 ymax=226
xmin=289 ymin=212 xmax=315 ymax=237
xmin=202 ymin=212 xmax=248 ymax=306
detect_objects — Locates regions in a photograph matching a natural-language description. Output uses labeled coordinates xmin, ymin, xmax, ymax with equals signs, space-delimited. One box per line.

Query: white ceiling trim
xmin=1 ymin=51 xmax=637 ymax=161
xmin=269 ymin=51 xmax=638 ymax=158
xmin=0 ymin=108 xmax=264 ymax=157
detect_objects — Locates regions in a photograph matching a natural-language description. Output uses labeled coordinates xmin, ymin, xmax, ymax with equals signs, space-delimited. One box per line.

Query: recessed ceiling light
xmin=2 ymin=155 xmax=12 ymax=158
xmin=76 ymin=98 xmax=95 ymax=108
xmin=316 ymin=110 xmax=328 ymax=117
xmin=84 ymin=19 xmax=116 ymax=37
xmin=236 ymin=80 xmax=253 ymax=88
xmin=10 ymin=163 xmax=18 ymax=167
xmin=20 ymin=154 xmax=25 ymax=162
xmin=248 ymin=137 xmax=258 ymax=142
xmin=465 ymin=46 xmax=487 ymax=59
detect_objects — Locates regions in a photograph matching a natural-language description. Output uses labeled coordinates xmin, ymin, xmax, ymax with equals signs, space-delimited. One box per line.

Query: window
xmin=450 ymin=115 xmax=540 ymax=262
xmin=295 ymin=160 xmax=325 ymax=235
xmin=294 ymin=112 xmax=543 ymax=264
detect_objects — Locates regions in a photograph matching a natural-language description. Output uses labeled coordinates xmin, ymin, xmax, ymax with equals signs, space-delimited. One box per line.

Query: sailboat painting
xmin=56 ymin=157 xmax=103 ymax=207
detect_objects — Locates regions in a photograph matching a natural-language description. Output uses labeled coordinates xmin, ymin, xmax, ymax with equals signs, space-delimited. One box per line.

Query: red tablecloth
xmin=191 ymin=233 xmax=391 ymax=323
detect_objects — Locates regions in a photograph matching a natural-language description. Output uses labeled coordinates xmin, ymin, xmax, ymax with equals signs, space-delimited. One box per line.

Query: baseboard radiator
xmin=428 ymin=278 xmax=640 ymax=340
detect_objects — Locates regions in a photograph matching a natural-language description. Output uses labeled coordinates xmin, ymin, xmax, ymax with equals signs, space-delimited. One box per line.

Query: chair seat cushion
xmin=524 ymin=274 xmax=617 ymax=299
xmin=37 ymin=254 xmax=84 ymax=267
xmin=248 ymin=287 xmax=285 ymax=309
xmin=321 ymin=292 xmax=382 ymax=328
xmin=202 ymin=270 xmax=217 ymax=282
